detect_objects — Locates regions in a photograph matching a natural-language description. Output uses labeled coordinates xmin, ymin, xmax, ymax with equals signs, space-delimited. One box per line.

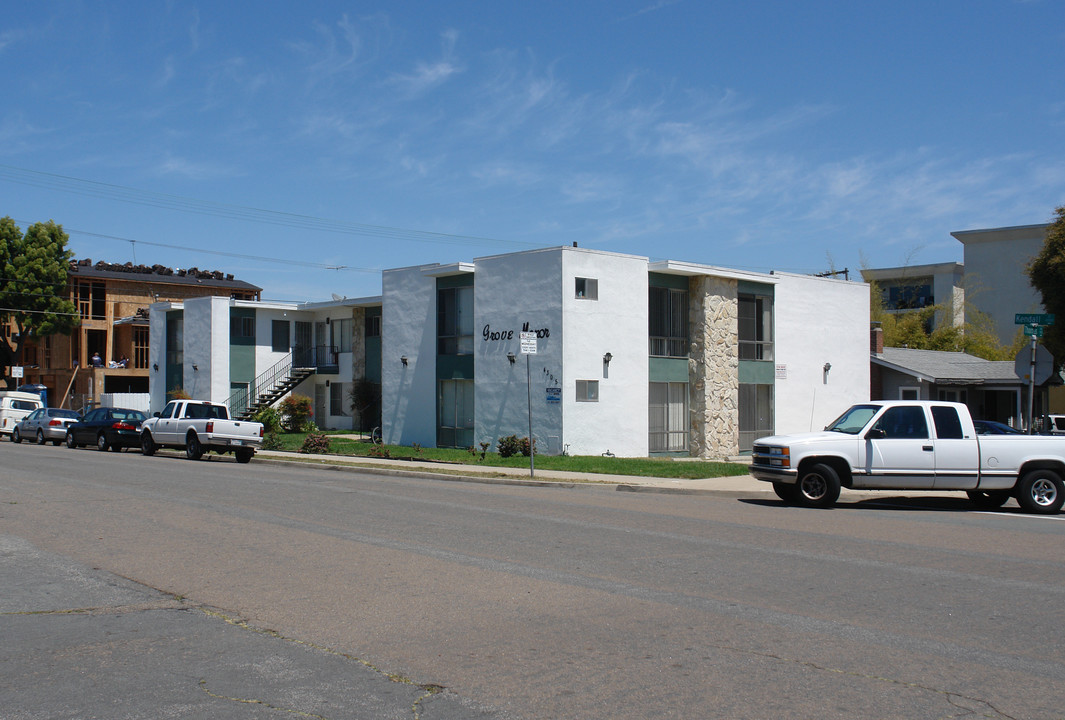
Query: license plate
xmin=231 ymin=439 xmax=243 ymax=446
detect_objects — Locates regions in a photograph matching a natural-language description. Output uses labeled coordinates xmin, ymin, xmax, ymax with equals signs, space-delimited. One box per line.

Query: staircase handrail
xmin=227 ymin=352 xmax=293 ymax=415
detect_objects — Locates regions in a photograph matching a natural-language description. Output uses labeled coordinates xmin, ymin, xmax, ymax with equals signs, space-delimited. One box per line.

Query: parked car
xmin=0 ymin=391 xmax=44 ymax=439
xmin=13 ymin=408 xmax=82 ymax=445
xmin=66 ymin=407 xmax=148 ymax=452
xmin=973 ymin=419 xmax=1023 ymax=435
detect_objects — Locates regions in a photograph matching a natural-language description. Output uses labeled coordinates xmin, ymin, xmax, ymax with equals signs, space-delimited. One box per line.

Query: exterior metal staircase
xmin=229 ymin=353 xmax=314 ymax=420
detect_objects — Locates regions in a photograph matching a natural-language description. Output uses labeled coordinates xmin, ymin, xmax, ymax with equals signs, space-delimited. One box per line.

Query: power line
xmin=0 ymin=163 xmax=538 ymax=250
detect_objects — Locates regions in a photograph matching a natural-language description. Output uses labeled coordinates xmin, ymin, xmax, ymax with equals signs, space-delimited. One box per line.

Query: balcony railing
xmin=293 ymin=345 xmax=338 ymax=369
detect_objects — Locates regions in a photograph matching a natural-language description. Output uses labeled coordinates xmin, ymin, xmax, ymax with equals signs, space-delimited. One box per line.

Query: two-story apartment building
xmin=13 ymin=260 xmax=260 ymax=409
xmin=150 ymin=246 xmax=869 ymax=458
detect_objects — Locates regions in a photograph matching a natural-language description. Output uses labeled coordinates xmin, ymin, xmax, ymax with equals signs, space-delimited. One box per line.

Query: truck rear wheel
xmin=795 ymin=463 xmax=841 ymax=508
xmin=186 ymin=432 xmax=203 ymax=461
xmin=235 ymin=448 xmax=253 ymax=464
xmin=1015 ymin=469 xmax=1064 ymax=514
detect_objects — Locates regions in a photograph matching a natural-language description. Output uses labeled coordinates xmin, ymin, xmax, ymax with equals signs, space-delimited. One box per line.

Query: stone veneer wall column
xmin=689 ymin=276 xmax=739 ymax=458
xmin=351 ymin=307 xmax=366 ymax=379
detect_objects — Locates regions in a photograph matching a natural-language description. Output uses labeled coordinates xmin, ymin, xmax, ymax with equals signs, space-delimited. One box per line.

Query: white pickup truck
xmin=749 ymin=401 xmax=1065 ymax=514
xmin=140 ymin=400 xmax=263 ymax=463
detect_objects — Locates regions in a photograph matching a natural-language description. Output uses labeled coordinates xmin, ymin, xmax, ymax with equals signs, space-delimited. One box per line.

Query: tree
xmin=0 ymin=217 xmax=79 ymax=388
xmin=1028 ymin=206 xmax=1065 ymax=369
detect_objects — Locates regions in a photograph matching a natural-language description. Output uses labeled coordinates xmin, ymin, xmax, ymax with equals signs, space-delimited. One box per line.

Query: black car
xmin=66 ymin=407 xmax=148 ymax=452
xmin=973 ymin=419 xmax=1023 ymax=435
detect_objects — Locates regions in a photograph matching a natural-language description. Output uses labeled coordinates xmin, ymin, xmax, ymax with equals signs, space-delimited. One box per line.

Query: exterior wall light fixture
xmin=192 ymin=364 xmax=199 ymax=371
xmin=401 ymin=355 xmax=408 ymax=366
xmin=153 ymin=363 xmax=159 ymax=371
xmin=507 ymin=352 xmax=516 ymax=364
xmin=603 ymin=352 xmax=613 ymax=365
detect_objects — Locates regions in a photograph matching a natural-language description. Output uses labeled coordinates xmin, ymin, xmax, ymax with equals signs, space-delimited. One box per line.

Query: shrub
xmin=252 ymin=406 xmax=283 ymax=435
xmin=368 ymin=444 xmax=391 ymax=458
xmin=299 ymin=432 xmax=331 ymax=454
xmin=280 ymin=394 xmax=313 ymax=431
xmin=519 ymin=436 xmax=536 ymax=457
xmin=167 ymin=387 xmax=191 ymax=400
xmin=261 ymin=431 xmax=284 ymax=451
xmin=497 ymin=435 xmax=521 ymax=458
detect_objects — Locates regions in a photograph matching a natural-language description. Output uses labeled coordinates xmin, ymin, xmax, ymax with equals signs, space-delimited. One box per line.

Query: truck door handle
xmin=922 ymin=445 xmax=934 ymax=451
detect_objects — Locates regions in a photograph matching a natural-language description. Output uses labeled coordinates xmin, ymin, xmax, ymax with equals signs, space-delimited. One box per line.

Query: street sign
xmin=11 ymin=366 xmax=23 ymax=379
xmin=1024 ymin=324 xmax=1045 ymax=338
xmin=520 ymin=332 xmax=537 ymax=354
xmin=1015 ymin=313 xmax=1055 ymax=325
xmin=1015 ymin=344 xmax=1054 ymax=386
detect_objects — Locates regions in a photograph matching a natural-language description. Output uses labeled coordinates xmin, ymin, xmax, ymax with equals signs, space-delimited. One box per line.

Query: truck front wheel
xmin=795 ymin=463 xmax=841 ymax=509
xmin=772 ymin=482 xmax=799 ymax=504
xmin=141 ymin=432 xmax=156 ymax=456
xmin=1015 ymin=469 xmax=1064 ymax=514
xmin=186 ymin=432 xmax=204 ymax=461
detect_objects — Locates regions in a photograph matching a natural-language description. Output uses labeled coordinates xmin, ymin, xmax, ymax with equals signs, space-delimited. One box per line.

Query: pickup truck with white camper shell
xmin=140 ymin=400 xmax=263 ymax=463
xmin=749 ymin=401 xmax=1065 ymax=514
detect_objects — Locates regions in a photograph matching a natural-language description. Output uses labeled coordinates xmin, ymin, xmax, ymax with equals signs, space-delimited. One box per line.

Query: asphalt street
xmin=2 ymin=442 xmax=1064 ymax=720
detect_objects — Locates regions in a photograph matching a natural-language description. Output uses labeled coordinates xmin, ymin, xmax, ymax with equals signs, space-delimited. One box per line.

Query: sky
xmin=2 ymin=1 xmax=1063 ymax=302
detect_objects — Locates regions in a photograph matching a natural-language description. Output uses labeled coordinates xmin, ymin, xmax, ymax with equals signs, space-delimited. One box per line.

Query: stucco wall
xmin=956 ymin=226 xmax=1047 ymax=345
xmin=561 ymin=249 xmax=648 ymax=457
xmin=473 ymin=249 xmax=564 ymax=453
xmin=179 ymin=296 xmax=230 ymax=403
xmin=381 ymin=266 xmax=440 ymax=446
xmin=147 ymin=303 xmax=168 ymax=413
xmin=772 ymin=273 xmax=870 ymax=433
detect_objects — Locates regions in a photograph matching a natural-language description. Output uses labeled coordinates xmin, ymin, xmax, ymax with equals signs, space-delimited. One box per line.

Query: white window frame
xmin=575 ymin=277 xmax=598 ymax=300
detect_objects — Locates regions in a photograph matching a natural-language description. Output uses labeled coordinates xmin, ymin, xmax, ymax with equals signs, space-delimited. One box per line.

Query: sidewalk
xmin=253 ymin=448 xmax=975 ymax=503
xmin=254 ymin=449 xmax=768 ymax=494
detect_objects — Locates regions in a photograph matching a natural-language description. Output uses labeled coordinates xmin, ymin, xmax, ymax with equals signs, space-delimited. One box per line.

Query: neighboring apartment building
xmin=12 ymin=260 xmax=260 ymax=409
xmin=951 ymin=223 xmax=1050 ymax=346
xmin=151 ymin=246 xmax=870 ymax=458
xmin=861 ymin=261 xmax=965 ymax=332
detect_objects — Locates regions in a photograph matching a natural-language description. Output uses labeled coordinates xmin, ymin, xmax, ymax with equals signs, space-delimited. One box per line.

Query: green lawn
xmin=267 ymin=432 xmax=750 ymax=479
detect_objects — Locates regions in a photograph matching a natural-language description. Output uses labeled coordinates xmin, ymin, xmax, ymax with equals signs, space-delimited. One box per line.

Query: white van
xmin=0 ymin=391 xmax=45 ymax=438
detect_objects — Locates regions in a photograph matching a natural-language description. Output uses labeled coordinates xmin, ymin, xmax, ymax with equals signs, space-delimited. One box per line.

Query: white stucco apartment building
xmin=149 ymin=245 xmax=870 ymax=458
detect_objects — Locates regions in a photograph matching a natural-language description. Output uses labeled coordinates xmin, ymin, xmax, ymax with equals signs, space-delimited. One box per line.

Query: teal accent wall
xmin=230 ymin=308 xmax=255 ymax=387
xmin=365 ymin=307 xmax=382 ymax=384
xmin=437 ymin=274 xmax=474 ymax=289
xmin=738 ymin=279 xmax=774 ymax=296
xmin=649 ymin=272 xmax=688 ymax=290
xmin=739 ymin=360 xmax=775 ymax=384
xmin=165 ymin=310 xmax=183 ymax=397
xmin=649 ymin=357 xmax=689 ymax=383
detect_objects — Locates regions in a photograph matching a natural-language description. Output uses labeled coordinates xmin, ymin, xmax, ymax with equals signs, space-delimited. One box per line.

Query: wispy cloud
xmin=389 ymin=29 xmax=462 ymax=96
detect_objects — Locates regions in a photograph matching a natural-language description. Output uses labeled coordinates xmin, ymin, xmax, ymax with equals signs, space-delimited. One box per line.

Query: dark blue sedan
xmin=65 ymin=407 xmax=148 ymax=452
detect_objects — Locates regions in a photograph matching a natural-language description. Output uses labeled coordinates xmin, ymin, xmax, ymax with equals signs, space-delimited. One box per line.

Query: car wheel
xmin=186 ymin=432 xmax=203 ymax=461
xmin=235 ymin=448 xmax=253 ymax=464
xmin=1015 ymin=469 xmax=1064 ymax=515
xmin=66 ymin=431 xmax=78 ymax=449
xmin=140 ymin=432 xmax=156 ymax=456
xmin=966 ymin=490 xmax=1011 ymax=509
xmin=12 ymin=427 xmax=21 ymax=443
xmin=794 ymin=463 xmax=842 ymax=508
xmin=96 ymin=433 xmax=109 ymax=452
xmin=772 ymin=482 xmax=799 ymax=504
xmin=36 ymin=429 xmax=46 ymax=445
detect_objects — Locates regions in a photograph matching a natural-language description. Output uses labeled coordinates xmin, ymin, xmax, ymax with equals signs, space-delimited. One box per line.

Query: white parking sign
xmin=520 ymin=332 xmax=537 ymax=354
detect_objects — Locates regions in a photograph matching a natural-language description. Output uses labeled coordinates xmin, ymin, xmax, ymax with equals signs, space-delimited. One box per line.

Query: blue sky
xmin=2 ymin=1 xmax=1063 ymax=302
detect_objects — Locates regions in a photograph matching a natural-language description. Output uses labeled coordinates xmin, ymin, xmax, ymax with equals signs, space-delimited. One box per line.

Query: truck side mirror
xmin=865 ymin=428 xmax=886 ymax=440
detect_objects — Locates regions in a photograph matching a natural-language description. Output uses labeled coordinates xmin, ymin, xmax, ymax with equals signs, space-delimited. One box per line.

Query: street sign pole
xmin=520 ymin=332 xmax=537 ymax=478
xmin=1027 ymin=336 xmax=1037 ymax=435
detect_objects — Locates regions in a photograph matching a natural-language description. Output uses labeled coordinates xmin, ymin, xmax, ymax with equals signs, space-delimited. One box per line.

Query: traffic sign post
xmin=520 ymin=332 xmax=537 ymax=478
xmin=1014 ymin=313 xmax=1056 ymax=432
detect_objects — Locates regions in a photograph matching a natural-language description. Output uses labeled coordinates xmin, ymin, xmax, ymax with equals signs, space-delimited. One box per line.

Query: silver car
xmin=13 ymin=408 xmax=82 ymax=446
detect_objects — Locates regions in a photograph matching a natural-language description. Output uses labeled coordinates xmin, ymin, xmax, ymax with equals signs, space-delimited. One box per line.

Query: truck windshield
xmin=826 ymin=404 xmax=881 ymax=434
